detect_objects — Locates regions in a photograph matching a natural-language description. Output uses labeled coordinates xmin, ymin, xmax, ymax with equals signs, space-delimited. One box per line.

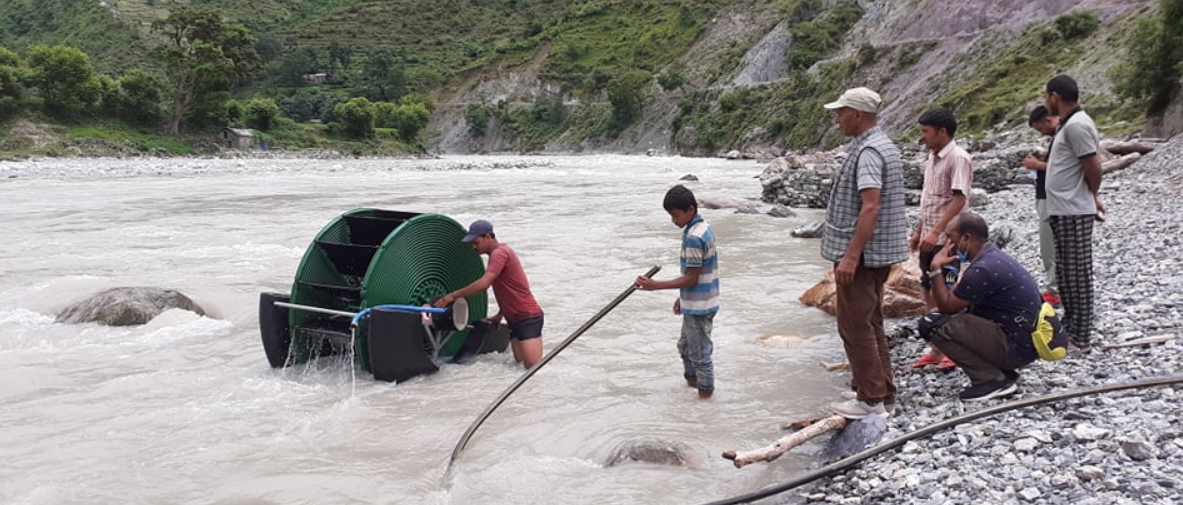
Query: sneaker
xmin=1003 ymin=369 xmax=1020 ymax=383
xmin=830 ymin=399 xmax=888 ymax=419
xmin=839 ymin=392 xmax=897 ymax=414
xmin=958 ymin=376 xmax=1019 ymax=402
xmin=1041 ymin=291 xmax=1062 ymax=306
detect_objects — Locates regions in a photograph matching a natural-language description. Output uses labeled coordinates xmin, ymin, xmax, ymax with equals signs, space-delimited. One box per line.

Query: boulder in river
xmin=56 ymin=287 xmax=206 ymax=326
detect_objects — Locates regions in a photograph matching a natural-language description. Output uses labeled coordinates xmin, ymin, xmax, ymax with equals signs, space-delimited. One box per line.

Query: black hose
xmin=445 ymin=266 xmax=661 ymax=477
xmin=700 ymin=374 xmax=1183 ymax=505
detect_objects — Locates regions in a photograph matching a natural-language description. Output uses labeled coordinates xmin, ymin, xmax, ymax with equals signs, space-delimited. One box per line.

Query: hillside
xmin=0 ymin=0 xmax=1176 ymax=156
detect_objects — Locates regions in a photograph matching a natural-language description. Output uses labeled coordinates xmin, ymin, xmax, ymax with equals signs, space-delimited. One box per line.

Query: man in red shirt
xmin=436 ymin=219 xmax=544 ymax=368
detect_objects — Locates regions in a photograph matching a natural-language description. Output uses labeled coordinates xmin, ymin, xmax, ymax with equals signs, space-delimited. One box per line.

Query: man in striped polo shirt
xmin=636 ymin=184 xmax=720 ymax=399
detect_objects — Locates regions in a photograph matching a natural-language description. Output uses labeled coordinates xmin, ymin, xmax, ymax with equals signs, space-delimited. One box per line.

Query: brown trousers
xmin=834 ymin=263 xmax=895 ymax=404
xmin=929 ymin=313 xmax=1032 ymax=385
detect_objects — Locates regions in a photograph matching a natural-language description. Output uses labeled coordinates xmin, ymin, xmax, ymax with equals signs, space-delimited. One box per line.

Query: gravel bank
xmin=799 ymin=135 xmax=1183 ymax=504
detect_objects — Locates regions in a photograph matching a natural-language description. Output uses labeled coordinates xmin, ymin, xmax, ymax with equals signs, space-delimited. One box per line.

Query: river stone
xmin=605 ymin=439 xmax=695 ymax=467
xmin=1119 ymin=439 xmax=1158 ymax=461
xmin=56 ymin=287 xmax=206 ymax=326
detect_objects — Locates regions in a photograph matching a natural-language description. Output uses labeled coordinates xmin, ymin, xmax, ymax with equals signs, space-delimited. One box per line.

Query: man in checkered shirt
xmin=908 ymin=108 xmax=973 ymax=371
xmin=820 ymin=87 xmax=910 ymax=419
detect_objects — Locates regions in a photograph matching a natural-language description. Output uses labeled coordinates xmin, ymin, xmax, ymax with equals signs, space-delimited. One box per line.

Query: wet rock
xmin=792 ymin=221 xmax=825 ymax=238
xmin=767 ymin=204 xmax=797 ymax=218
xmin=56 ymin=287 xmax=206 ymax=326
xmin=605 ymin=439 xmax=695 ymax=467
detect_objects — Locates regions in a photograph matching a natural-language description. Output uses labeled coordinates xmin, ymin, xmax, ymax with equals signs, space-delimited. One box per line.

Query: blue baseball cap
xmin=462 ymin=219 xmax=494 ymax=242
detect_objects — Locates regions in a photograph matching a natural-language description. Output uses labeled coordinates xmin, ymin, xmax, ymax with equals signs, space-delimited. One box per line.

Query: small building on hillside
xmin=218 ymin=128 xmax=257 ymax=149
xmin=301 ymin=73 xmax=328 ymax=85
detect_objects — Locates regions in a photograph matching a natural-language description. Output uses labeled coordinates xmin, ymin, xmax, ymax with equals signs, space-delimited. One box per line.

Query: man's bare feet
xmin=698 ymin=390 xmax=713 ymax=399
xmin=686 ymin=378 xmax=697 ymax=388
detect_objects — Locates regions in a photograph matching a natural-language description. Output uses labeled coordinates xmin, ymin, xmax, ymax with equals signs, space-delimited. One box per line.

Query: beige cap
xmin=823 ymin=87 xmax=882 ymax=114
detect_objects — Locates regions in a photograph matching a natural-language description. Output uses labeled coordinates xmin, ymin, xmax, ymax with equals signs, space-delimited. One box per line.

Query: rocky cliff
xmin=427 ymin=0 xmax=1158 ymax=155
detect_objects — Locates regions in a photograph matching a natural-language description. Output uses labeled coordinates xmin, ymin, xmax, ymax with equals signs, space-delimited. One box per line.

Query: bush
xmin=465 ymin=104 xmax=493 ymax=137
xmin=221 ymin=99 xmax=244 ymax=127
xmin=1054 ymin=11 xmax=1100 ymax=40
xmin=1110 ymin=0 xmax=1183 ymax=114
xmin=656 ymin=70 xmax=685 ymax=91
xmin=280 ymin=88 xmax=344 ymax=123
xmin=112 ymin=69 xmax=166 ymax=124
xmin=245 ymin=97 xmax=281 ymax=131
xmin=606 ymin=69 xmax=652 ymax=132
xmin=333 ymin=97 xmax=376 ymax=139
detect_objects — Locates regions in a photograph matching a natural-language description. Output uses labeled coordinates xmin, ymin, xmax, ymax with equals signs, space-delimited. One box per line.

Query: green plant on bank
xmin=536 ymin=2 xmax=722 ymax=97
xmin=933 ymin=10 xmax=1137 ymax=135
xmin=786 ymin=0 xmax=864 ymax=70
xmin=1054 ymin=10 xmax=1101 ymax=40
xmin=1109 ymin=0 xmax=1183 ymax=116
xmin=673 ymin=58 xmax=857 ymax=152
xmin=67 ymin=121 xmax=196 ymax=154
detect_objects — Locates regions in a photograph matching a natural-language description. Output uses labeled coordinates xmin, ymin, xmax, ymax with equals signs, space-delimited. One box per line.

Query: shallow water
xmin=0 ymin=155 xmax=850 ymax=505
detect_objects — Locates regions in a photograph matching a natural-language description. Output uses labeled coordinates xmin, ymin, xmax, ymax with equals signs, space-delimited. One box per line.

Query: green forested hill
xmin=0 ymin=0 xmax=154 ymax=71
xmin=0 ymin=0 xmax=1178 ymax=157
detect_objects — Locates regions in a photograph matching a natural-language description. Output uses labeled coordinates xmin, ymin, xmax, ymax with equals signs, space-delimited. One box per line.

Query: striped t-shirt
xmin=680 ymin=215 xmax=719 ymax=315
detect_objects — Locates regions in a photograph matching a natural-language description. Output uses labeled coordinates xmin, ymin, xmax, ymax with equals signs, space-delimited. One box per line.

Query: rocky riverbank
xmin=790 ymin=134 xmax=1183 ymax=504
xmin=756 ymin=135 xmax=1161 ymax=211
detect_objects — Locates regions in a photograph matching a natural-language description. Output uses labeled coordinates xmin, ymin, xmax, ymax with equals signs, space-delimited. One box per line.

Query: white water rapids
xmin=0 ymin=155 xmax=853 ymax=505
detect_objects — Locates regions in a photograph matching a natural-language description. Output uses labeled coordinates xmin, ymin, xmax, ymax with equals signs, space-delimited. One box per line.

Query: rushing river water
xmin=0 ymin=155 xmax=851 ymax=505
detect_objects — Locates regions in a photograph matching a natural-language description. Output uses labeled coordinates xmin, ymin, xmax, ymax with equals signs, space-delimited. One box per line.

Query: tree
xmin=24 ymin=44 xmax=100 ymax=116
xmin=152 ymin=8 xmax=261 ymax=134
xmin=0 ymin=46 xmax=24 ymax=97
xmin=280 ymin=88 xmax=344 ymax=123
xmin=606 ymin=69 xmax=652 ymax=132
xmin=245 ymin=97 xmax=280 ymax=131
xmin=334 ymin=97 xmax=376 ymax=139
xmin=109 ymin=69 xmax=167 ymax=124
xmin=391 ymin=102 xmax=431 ymax=141
xmin=1110 ymin=0 xmax=1183 ymax=115
xmin=221 ymin=99 xmax=244 ymax=126
xmin=360 ymin=49 xmax=407 ymax=102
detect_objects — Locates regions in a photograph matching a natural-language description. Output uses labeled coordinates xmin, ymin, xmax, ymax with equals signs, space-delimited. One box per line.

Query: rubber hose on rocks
xmin=700 ymin=374 xmax=1183 ymax=505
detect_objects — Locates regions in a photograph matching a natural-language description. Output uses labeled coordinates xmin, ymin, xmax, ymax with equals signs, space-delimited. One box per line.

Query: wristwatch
xmin=926 ymin=269 xmax=942 ymax=279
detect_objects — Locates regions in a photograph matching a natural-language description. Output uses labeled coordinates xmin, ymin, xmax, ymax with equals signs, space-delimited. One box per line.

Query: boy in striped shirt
xmin=636 ymin=185 xmax=720 ymax=399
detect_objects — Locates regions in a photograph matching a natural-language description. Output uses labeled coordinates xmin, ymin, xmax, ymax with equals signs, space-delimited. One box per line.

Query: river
xmin=0 ymin=155 xmax=849 ymax=505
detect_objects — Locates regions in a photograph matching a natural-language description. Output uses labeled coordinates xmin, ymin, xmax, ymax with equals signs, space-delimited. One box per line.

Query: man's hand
xmin=433 ymin=294 xmax=455 ymax=308
xmin=1021 ymin=154 xmax=1046 ymax=171
xmin=673 ymin=298 xmax=681 ymax=315
xmin=930 ymin=241 xmax=957 ymax=270
xmin=1095 ymin=195 xmax=1106 ymax=222
xmin=908 ymin=232 xmax=919 ymax=252
xmin=635 ymin=276 xmax=656 ymax=290
xmin=835 ymin=255 xmax=857 ymax=285
xmin=919 ymin=230 xmax=940 ymax=253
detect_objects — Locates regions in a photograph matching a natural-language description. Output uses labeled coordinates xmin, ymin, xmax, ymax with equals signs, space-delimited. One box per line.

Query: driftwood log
xmin=1102 ymin=152 xmax=1141 ymax=175
xmin=722 ymin=415 xmax=848 ymax=468
xmin=1101 ymin=140 xmax=1162 ymax=156
xmin=1101 ymin=334 xmax=1177 ymax=350
xmin=821 ymin=361 xmax=851 ymax=372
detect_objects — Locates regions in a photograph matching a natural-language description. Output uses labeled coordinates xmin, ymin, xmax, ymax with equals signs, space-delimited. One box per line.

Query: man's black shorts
xmin=509 ymin=315 xmax=544 ymax=340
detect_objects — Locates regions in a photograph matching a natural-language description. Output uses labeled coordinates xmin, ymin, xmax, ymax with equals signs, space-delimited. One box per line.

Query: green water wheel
xmin=282 ymin=209 xmax=487 ymax=375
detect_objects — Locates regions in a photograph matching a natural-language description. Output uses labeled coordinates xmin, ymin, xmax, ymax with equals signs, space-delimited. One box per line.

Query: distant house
xmin=218 ymin=128 xmax=257 ymax=149
xmin=301 ymin=73 xmax=328 ymax=85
